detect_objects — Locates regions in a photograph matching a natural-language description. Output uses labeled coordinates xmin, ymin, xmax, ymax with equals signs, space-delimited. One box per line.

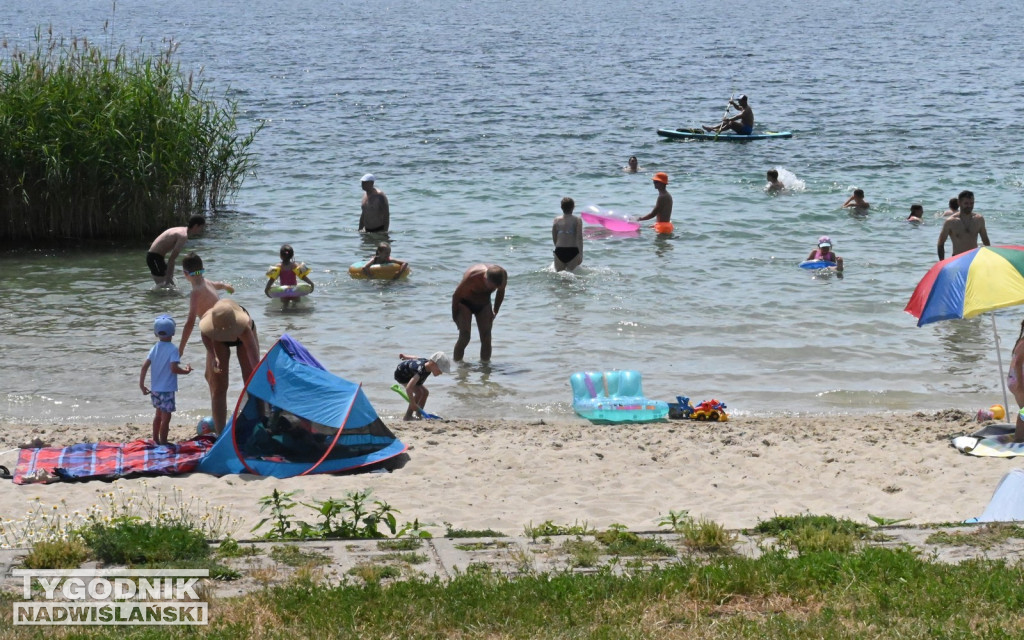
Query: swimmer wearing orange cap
xmin=637 ymin=172 xmax=673 ymax=234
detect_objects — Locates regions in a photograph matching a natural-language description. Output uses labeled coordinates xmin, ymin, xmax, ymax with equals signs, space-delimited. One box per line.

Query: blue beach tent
xmin=197 ymin=334 xmax=408 ymax=478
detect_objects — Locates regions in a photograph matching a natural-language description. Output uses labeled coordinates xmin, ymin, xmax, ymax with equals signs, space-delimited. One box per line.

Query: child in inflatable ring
xmin=807 ymin=236 xmax=844 ymax=273
xmin=265 ymin=244 xmax=315 ymax=304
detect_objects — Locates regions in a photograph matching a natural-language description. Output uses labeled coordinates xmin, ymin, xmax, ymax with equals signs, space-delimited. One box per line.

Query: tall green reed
xmin=0 ymin=25 xmax=260 ymax=241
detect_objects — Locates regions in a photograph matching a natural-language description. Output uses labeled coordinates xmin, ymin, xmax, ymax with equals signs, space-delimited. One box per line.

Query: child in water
xmin=362 ymin=242 xmax=410 ymax=279
xmin=807 ymin=236 xmax=844 ymax=273
xmin=766 ymin=169 xmax=785 ymax=193
xmin=265 ymin=244 xmax=315 ymax=304
xmin=907 ymin=204 xmax=924 ymax=222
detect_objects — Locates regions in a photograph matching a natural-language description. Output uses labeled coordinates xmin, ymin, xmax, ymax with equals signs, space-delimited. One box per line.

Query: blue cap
xmin=154 ymin=315 xmax=176 ymax=337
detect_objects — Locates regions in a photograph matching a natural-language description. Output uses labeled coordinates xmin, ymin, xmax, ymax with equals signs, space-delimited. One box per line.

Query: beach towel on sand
xmin=13 ymin=438 xmax=216 ymax=485
xmin=951 ymin=423 xmax=1024 ymax=458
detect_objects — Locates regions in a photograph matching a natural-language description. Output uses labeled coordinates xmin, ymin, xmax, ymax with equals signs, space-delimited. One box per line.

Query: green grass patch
xmin=216 ymin=537 xmax=260 ymax=558
xmin=79 ymin=518 xmax=209 ymax=565
xmin=926 ymin=523 xmax=1024 ymax=549
xmin=269 ymin=544 xmax=331 ymax=567
xmin=560 ymin=538 xmax=602 ymax=568
xmin=377 ymin=538 xmax=423 ymax=551
xmin=678 ymin=517 xmax=737 ymax=553
xmin=20 ymin=538 xmax=89 ymax=569
xmin=444 ymin=522 xmax=507 ymax=538
xmin=752 ymin=513 xmax=885 ymax=555
xmin=523 ymin=520 xmax=593 ymax=540
xmin=594 ymin=526 xmax=676 ymax=558
xmin=378 ymin=552 xmax=430 ymax=565
xmin=347 ymin=563 xmax=402 ymax=584
xmin=454 ymin=541 xmax=512 ymax=551
xmin=48 ymin=546 xmax=1022 ymax=639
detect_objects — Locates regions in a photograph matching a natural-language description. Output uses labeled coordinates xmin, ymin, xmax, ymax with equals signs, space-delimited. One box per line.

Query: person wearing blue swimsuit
xmin=702 ymin=94 xmax=754 ymax=135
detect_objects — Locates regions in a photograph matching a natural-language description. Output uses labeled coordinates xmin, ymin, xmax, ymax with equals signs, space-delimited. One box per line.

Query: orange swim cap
xmin=653 ymin=172 xmax=669 ymax=184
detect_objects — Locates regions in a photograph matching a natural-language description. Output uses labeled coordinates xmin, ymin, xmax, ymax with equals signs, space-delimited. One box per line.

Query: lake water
xmin=2 ymin=0 xmax=1023 ymax=426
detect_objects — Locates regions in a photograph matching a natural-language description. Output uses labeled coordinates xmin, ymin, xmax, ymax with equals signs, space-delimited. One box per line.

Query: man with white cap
xmin=199 ymin=299 xmax=261 ymax=433
xmin=359 ymin=173 xmax=390 ymax=233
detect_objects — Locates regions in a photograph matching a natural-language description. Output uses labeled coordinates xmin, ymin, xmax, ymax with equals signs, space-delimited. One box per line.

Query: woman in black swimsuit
xmin=552 ymin=197 xmax=583 ymax=272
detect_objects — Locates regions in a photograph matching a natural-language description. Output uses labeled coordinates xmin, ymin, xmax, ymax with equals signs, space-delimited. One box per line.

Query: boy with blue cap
xmin=140 ymin=315 xmax=193 ymax=444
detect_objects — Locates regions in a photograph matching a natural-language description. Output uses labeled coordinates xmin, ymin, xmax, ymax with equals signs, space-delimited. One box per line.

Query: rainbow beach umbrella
xmin=905 ymin=245 xmax=1024 ymax=411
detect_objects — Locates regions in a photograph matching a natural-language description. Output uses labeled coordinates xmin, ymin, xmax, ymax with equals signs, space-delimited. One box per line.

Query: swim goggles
xmin=185 ymin=269 xmax=204 ymax=276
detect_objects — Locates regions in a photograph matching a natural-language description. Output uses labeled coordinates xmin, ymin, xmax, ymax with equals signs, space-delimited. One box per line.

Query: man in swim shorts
xmin=937 ymin=190 xmax=990 ymax=260
xmin=451 ymin=264 xmax=507 ymax=362
xmin=146 ymin=214 xmax=205 ymax=287
xmin=358 ymin=173 xmax=390 ymax=233
xmin=702 ymin=94 xmax=754 ymax=135
xmin=636 ymin=172 xmax=673 ymax=233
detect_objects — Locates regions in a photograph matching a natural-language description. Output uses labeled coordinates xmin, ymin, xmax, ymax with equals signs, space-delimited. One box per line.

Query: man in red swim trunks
xmin=636 ymin=172 xmax=673 ymax=234
xmin=451 ymin=264 xmax=507 ymax=362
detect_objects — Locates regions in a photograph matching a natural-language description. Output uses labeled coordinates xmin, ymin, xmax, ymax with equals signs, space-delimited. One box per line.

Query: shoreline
xmin=0 ymin=410 xmax=1011 ymax=540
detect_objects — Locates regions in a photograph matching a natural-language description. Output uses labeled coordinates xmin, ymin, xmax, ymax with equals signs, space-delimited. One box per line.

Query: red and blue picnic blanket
xmin=13 ymin=438 xmax=216 ymax=485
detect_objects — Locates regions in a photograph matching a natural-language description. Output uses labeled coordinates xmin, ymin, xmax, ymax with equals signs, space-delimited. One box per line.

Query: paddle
xmin=714 ymin=92 xmax=734 ymax=141
xmin=390 ymin=383 xmax=443 ymax=420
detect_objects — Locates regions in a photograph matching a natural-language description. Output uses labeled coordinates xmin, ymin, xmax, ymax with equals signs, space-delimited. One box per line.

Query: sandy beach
xmin=0 ymin=410 xmax=1015 ymax=539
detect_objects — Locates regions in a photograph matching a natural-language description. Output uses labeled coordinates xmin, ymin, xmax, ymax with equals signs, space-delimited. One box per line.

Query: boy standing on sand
xmin=178 ymin=252 xmax=235 ymax=357
xmin=146 ymin=215 xmax=206 ymax=287
xmin=139 ymin=315 xmax=193 ymax=444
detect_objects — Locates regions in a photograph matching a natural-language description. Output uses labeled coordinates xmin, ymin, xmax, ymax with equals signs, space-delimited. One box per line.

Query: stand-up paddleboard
xmin=579 ymin=205 xmax=640 ymax=232
xmin=799 ymin=260 xmax=837 ymax=270
xmin=657 ymin=128 xmax=793 ymax=141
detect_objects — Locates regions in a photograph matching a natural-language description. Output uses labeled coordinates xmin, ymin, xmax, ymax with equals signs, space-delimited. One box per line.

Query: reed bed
xmin=0 ymin=26 xmax=260 ymax=241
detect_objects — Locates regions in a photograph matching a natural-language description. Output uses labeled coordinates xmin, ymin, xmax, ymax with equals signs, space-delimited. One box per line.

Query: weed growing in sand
xmin=269 ymin=544 xmax=331 ymax=567
xmin=443 ymin=522 xmax=507 ymax=538
xmin=378 ymin=538 xmax=424 ymax=551
xmin=594 ymin=525 xmax=676 ymax=558
xmin=216 ymin=537 xmax=260 ymax=558
xmin=253 ymin=488 xmax=430 ymax=540
xmin=523 ymin=520 xmax=593 ymax=541
xmin=347 ymin=562 xmax=401 ymax=584
xmin=561 ymin=538 xmax=601 ymax=568
xmin=20 ymin=538 xmax=89 ymax=569
xmin=926 ymin=523 xmax=1024 ymax=549
xmin=678 ymin=518 xmax=737 ymax=553
xmin=753 ymin=514 xmax=884 ymax=555
xmin=868 ymin=514 xmax=910 ymax=526
xmin=81 ymin=518 xmax=210 ymax=565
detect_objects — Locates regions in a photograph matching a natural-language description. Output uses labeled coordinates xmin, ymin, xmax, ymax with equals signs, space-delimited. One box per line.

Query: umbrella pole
xmin=992 ymin=313 xmax=1011 ymax=414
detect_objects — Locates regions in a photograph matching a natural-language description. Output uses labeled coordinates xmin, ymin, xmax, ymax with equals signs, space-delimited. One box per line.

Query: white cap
xmin=429 ymin=351 xmax=452 ymax=374
xmin=361 ymin=173 xmax=375 ymax=183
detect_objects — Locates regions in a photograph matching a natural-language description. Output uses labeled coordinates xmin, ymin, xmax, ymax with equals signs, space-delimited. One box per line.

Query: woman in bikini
xmin=551 ymin=197 xmax=583 ymax=272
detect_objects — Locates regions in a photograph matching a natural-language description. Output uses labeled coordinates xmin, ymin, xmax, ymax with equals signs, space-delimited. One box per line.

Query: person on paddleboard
xmin=702 ymin=94 xmax=754 ymax=135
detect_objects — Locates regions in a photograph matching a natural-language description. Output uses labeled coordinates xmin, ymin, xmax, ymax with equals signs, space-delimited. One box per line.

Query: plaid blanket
xmin=13 ymin=438 xmax=216 ymax=485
